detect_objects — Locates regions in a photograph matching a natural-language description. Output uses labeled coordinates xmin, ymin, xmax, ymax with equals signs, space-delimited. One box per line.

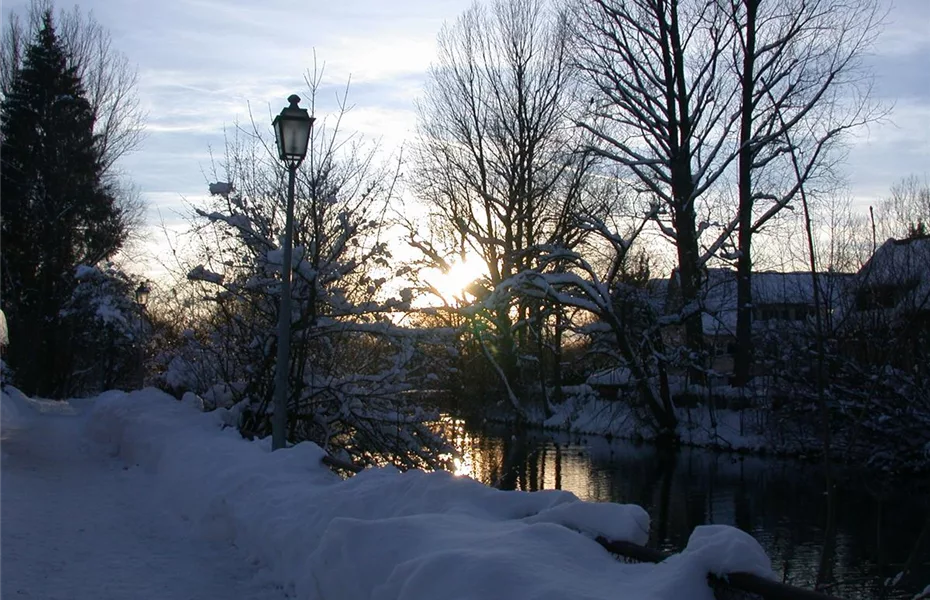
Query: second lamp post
xmin=271 ymin=94 xmax=314 ymax=451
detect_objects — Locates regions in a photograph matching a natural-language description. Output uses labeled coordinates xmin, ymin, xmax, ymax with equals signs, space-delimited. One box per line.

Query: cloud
xmin=874 ymin=0 xmax=930 ymax=57
xmin=2 ymin=0 xmax=927 ymax=278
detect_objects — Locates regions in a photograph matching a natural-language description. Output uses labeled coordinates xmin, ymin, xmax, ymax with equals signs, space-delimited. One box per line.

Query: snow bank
xmin=679 ymin=525 xmax=774 ymax=579
xmin=2 ymin=385 xmax=95 ymax=441
xmin=1 ymin=386 xmax=34 ymax=439
xmin=514 ymin=387 xmax=778 ymax=455
xmin=84 ymin=389 xmax=773 ymax=600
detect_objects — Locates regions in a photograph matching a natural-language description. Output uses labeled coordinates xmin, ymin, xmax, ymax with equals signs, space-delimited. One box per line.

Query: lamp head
xmin=273 ymin=94 xmax=314 ymax=168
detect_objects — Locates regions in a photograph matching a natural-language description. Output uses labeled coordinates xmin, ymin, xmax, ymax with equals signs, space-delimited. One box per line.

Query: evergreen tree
xmin=1 ymin=11 xmax=126 ymax=396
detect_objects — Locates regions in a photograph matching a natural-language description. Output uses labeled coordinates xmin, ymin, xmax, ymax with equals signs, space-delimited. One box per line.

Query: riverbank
xmin=473 ymin=384 xmax=930 ymax=474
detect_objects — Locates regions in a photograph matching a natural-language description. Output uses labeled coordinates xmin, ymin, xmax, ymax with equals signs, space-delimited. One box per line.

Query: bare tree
xmin=1 ymin=0 xmax=145 ymax=175
xmin=875 ymin=174 xmax=930 ymax=241
xmin=572 ymin=0 xmax=739 ymax=374
xmin=411 ymin=0 xmax=604 ymax=406
xmin=725 ymin=0 xmax=883 ymax=384
xmin=572 ymin=0 xmax=883 ymax=385
xmin=812 ymin=192 xmax=871 ymax=273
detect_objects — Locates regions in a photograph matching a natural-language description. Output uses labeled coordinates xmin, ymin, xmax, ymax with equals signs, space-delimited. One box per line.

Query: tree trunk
xmin=494 ymin=305 xmax=522 ymax=413
xmin=665 ymin=1 xmax=705 ymax=378
xmin=734 ymin=0 xmax=759 ymax=387
xmin=673 ymin=197 xmax=705 ymax=381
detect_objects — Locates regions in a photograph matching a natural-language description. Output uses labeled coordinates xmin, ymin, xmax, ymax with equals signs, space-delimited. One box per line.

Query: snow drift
xmin=1 ymin=386 xmax=34 ymax=439
xmin=83 ymin=388 xmax=775 ymax=600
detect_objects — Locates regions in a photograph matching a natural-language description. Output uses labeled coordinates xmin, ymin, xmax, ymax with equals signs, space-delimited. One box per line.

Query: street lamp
xmin=134 ymin=281 xmax=151 ymax=388
xmin=271 ymin=94 xmax=314 ymax=451
xmin=134 ymin=281 xmax=151 ymax=307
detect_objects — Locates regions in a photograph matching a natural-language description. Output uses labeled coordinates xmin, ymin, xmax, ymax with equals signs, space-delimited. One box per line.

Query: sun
xmin=427 ymin=259 xmax=486 ymax=302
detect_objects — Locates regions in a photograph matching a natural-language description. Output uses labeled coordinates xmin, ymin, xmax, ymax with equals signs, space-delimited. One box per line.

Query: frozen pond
xmin=449 ymin=422 xmax=929 ymax=599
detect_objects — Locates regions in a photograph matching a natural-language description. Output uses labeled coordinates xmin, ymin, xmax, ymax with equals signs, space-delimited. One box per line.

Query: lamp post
xmin=271 ymin=94 xmax=314 ymax=450
xmin=134 ymin=281 xmax=150 ymax=388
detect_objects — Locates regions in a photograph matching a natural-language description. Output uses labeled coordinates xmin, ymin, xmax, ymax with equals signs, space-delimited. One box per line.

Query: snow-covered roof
xmin=698 ymin=269 xmax=853 ymax=336
xmin=857 ymin=237 xmax=930 ymax=285
xmin=642 ymin=278 xmax=670 ymax=312
xmin=854 ymin=236 xmax=930 ymax=313
xmin=704 ymin=269 xmax=849 ymax=307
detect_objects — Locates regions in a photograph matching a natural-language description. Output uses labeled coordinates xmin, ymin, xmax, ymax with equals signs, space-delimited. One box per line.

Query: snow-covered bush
xmin=58 ymin=263 xmax=146 ymax=395
xmin=156 ymin=75 xmax=451 ymax=469
xmin=762 ymin=274 xmax=930 ymax=473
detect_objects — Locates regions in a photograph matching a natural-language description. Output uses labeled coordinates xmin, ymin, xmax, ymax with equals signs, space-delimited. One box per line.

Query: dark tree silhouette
xmin=1 ymin=12 xmax=126 ymax=396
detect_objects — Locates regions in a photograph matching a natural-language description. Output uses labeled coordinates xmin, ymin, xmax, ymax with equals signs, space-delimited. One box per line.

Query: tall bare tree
xmin=573 ymin=0 xmax=882 ymax=384
xmin=572 ymin=0 xmax=739 ymax=374
xmin=726 ymin=0 xmax=883 ymax=384
xmin=813 ymin=193 xmax=871 ymax=273
xmin=876 ymin=174 xmax=930 ymax=241
xmin=412 ymin=0 xmax=603 ymax=405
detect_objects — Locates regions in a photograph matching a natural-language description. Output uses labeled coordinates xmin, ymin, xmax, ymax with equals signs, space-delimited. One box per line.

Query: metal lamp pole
xmin=271 ymin=95 xmax=314 ymax=451
xmin=134 ymin=281 xmax=150 ymax=389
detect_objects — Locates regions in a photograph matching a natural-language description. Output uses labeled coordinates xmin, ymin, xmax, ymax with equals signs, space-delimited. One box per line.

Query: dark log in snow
xmin=595 ymin=537 xmax=845 ymax=600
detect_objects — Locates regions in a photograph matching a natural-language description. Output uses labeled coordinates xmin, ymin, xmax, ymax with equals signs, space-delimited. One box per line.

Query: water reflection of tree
xmin=652 ymin=449 xmax=677 ymax=545
xmin=495 ymin=430 xmax=526 ymax=491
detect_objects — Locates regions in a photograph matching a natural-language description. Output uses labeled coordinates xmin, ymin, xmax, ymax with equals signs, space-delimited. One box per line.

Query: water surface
xmin=448 ymin=422 xmax=929 ymax=599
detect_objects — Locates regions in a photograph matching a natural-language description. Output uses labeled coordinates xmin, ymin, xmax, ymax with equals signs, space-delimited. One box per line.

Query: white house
xmin=695 ymin=269 xmax=852 ymax=355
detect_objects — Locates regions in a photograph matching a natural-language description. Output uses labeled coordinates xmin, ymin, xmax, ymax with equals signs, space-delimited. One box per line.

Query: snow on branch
xmin=187 ymin=265 xmax=225 ymax=286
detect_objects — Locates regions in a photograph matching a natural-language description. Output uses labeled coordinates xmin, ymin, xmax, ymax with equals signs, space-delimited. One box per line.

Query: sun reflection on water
xmin=441 ymin=415 xmax=596 ymax=495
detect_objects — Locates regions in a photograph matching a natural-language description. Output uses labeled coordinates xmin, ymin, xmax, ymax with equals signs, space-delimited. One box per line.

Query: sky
xmin=2 ymin=0 xmax=928 ymax=278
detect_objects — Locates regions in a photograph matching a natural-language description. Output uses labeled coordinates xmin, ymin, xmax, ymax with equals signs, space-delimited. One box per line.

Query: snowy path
xmin=1 ymin=406 xmax=287 ymax=600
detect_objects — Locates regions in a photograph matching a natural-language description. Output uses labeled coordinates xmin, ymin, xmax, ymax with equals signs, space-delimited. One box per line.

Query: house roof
xmin=854 ymin=235 xmax=930 ymax=313
xmin=857 ymin=236 xmax=930 ymax=286
xmin=698 ymin=269 xmax=853 ymax=336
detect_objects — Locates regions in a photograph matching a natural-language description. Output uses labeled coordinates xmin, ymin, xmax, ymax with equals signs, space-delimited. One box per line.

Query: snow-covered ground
xmin=2 ymin=386 xmax=776 ymax=600
xmin=0 ymin=388 xmax=286 ymax=600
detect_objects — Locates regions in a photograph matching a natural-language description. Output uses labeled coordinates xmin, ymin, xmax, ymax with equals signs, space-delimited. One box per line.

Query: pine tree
xmin=1 ymin=11 xmax=126 ymax=396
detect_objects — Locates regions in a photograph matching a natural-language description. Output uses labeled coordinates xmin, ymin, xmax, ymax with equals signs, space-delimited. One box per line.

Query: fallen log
xmin=595 ymin=537 xmax=845 ymax=600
